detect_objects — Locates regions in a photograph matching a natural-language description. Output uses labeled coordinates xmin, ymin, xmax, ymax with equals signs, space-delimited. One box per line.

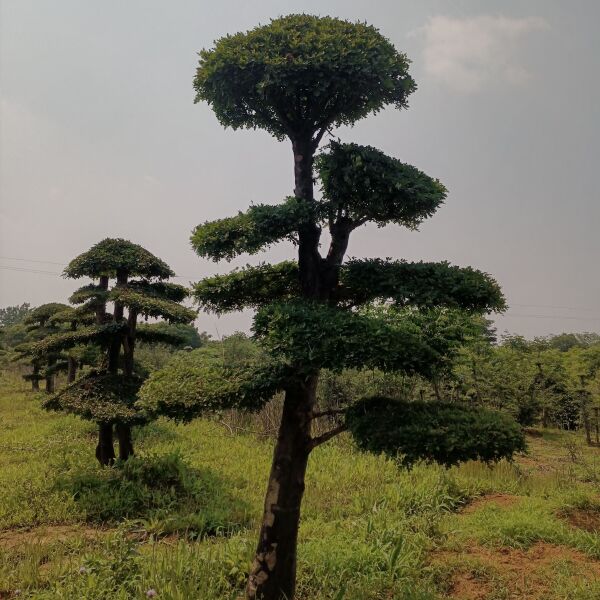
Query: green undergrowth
xmin=2 ymin=372 xmax=600 ymax=599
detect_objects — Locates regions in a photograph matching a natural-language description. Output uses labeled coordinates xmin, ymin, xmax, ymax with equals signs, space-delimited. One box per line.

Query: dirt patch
xmin=434 ymin=541 xmax=600 ymax=599
xmin=448 ymin=571 xmax=493 ymax=600
xmin=0 ymin=524 xmax=109 ymax=550
xmin=462 ymin=493 xmax=521 ymax=514
xmin=560 ymin=507 xmax=600 ymax=533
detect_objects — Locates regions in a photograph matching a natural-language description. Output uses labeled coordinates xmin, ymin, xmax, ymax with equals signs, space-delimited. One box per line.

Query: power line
xmin=0 ymin=254 xmax=196 ymax=283
xmin=499 ymin=314 xmax=600 ymax=321
xmin=510 ymin=303 xmax=599 ymax=313
xmin=0 ymin=265 xmax=62 ymax=275
xmin=0 ymin=256 xmax=65 ymax=266
xmin=1 ymin=255 xmax=598 ymax=319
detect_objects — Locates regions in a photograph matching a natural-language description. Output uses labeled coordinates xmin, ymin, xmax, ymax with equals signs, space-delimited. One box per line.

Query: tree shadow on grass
xmin=54 ymin=452 xmax=250 ymax=540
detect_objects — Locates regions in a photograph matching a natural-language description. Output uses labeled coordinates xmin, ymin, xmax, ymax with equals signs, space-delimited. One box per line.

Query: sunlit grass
xmin=2 ymin=371 xmax=600 ymax=598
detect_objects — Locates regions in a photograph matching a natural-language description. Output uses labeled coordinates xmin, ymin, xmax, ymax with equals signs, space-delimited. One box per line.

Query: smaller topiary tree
xmin=16 ymin=303 xmax=72 ymax=392
xmin=34 ymin=238 xmax=197 ymax=465
xmin=47 ymin=305 xmax=97 ymax=383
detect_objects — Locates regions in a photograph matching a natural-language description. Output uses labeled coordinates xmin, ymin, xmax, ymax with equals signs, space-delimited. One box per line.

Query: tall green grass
xmin=2 ymin=371 xmax=600 ymax=599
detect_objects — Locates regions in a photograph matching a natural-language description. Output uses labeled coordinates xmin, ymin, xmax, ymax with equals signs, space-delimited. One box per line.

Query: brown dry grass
xmin=461 ymin=493 xmax=521 ymax=515
xmin=0 ymin=525 xmax=108 ymax=550
xmin=435 ymin=542 xmax=600 ymax=600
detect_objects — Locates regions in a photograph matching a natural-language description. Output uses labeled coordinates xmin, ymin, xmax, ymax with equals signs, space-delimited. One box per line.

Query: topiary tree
xmin=15 ymin=303 xmax=73 ymax=392
xmin=139 ymin=15 xmax=523 ymax=599
xmin=33 ymin=238 xmax=197 ymax=465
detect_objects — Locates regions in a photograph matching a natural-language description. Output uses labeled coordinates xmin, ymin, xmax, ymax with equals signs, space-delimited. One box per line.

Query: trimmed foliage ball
xmin=346 ymin=396 xmax=526 ymax=468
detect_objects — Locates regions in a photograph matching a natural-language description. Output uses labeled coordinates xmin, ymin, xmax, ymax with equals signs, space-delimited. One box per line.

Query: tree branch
xmin=309 ymin=423 xmax=348 ymax=450
xmin=311 ymin=408 xmax=346 ymax=419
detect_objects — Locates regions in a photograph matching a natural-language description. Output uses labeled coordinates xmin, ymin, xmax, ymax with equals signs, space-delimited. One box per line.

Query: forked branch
xmin=308 ymin=423 xmax=348 ymax=450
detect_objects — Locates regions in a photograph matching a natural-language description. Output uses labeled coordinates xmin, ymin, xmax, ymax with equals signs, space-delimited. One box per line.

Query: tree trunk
xmin=97 ymin=275 xmax=109 ymax=324
xmin=246 ymin=377 xmax=317 ymax=600
xmin=67 ymin=356 xmax=77 ymax=383
xmin=32 ymin=365 xmax=40 ymax=391
xmin=45 ymin=370 xmax=55 ymax=393
xmin=96 ymin=423 xmax=115 ymax=466
xmin=247 ymin=137 xmax=322 ymax=600
xmin=292 ymin=137 xmax=321 ymax=299
xmin=117 ymin=308 xmax=138 ymax=461
xmin=108 ymin=271 xmax=127 ymax=373
xmin=116 ymin=422 xmax=134 ymax=461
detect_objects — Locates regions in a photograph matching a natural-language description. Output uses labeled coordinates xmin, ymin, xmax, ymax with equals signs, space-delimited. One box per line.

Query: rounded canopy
xmin=24 ymin=303 xmax=70 ymax=326
xmin=194 ymin=14 xmax=416 ymax=139
xmin=64 ymin=238 xmax=174 ymax=280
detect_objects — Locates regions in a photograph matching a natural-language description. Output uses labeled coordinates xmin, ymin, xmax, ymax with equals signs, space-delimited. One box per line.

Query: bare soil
xmin=434 ymin=542 xmax=600 ymax=600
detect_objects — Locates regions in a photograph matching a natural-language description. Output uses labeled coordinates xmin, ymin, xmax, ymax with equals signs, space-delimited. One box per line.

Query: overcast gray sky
xmin=1 ymin=0 xmax=598 ymax=340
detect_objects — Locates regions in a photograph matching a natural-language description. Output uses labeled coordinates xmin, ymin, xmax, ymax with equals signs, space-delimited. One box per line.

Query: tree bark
xmin=116 ymin=422 xmax=134 ymax=461
xmin=96 ymin=423 xmax=115 ymax=466
xmin=67 ymin=356 xmax=77 ymax=383
xmin=45 ymin=359 xmax=55 ymax=394
xmin=246 ymin=377 xmax=317 ymax=600
xmin=32 ymin=365 xmax=40 ymax=391
xmin=97 ymin=275 xmax=109 ymax=324
xmin=246 ymin=137 xmax=324 ymax=600
xmin=117 ymin=307 xmax=138 ymax=461
xmin=292 ymin=137 xmax=322 ymax=299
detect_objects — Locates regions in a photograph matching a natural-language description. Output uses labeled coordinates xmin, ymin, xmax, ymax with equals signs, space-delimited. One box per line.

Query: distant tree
xmin=139 ymin=322 xmax=209 ymax=349
xmin=16 ymin=303 xmax=72 ymax=392
xmin=139 ymin=15 xmax=523 ymax=600
xmin=545 ymin=332 xmax=600 ymax=352
xmin=0 ymin=303 xmax=31 ymax=327
xmin=32 ymin=239 xmax=196 ymax=465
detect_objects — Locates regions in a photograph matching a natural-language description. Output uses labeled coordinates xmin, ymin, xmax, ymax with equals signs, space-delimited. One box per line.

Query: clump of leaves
xmin=56 ymin=453 xmax=247 ymax=536
xmin=346 ymin=396 xmax=526 ymax=467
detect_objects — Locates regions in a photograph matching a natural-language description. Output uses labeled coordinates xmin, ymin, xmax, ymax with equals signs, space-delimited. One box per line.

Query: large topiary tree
xmin=139 ymin=15 xmax=524 ymax=599
xmin=33 ymin=238 xmax=197 ymax=465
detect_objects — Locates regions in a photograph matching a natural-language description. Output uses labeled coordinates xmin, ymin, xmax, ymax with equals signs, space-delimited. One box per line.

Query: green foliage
xmin=192 ymin=258 xmax=505 ymax=316
xmin=339 ymin=258 xmax=506 ymax=311
xmin=0 ymin=303 xmax=31 ymax=327
xmin=43 ymin=370 xmax=145 ymax=424
xmin=24 ymin=303 xmax=70 ymax=326
xmin=64 ymin=238 xmax=174 ymax=279
xmin=128 ymin=280 xmax=189 ymax=303
xmin=540 ymin=332 xmax=600 ymax=352
xmin=194 ymin=261 xmax=299 ymax=313
xmin=346 ymin=397 xmax=526 ymax=467
xmin=253 ymin=302 xmax=473 ymax=376
xmin=48 ymin=306 xmax=96 ymax=327
xmin=56 ymin=452 xmax=246 ymax=536
xmin=194 ymin=14 xmax=415 ymax=140
xmin=28 ymin=323 xmax=126 ymax=358
xmin=0 ymin=322 xmax=29 ymax=349
xmin=137 ymin=323 xmax=207 ymax=348
xmin=191 ymin=197 xmax=311 ymax=261
xmin=317 ymin=142 xmax=446 ymax=228
xmin=69 ymin=284 xmax=110 ymax=306
xmin=109 ymin=287 xmax=197 ymax=324
xmin=137 ymin=348 xmax=286 ymax=421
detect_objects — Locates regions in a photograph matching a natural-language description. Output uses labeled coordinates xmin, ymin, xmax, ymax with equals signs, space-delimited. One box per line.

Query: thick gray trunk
xmin=247 ymin=138 xmax=324 ymax=600
xmin=246 ymin=377 xmax=317 ymax=600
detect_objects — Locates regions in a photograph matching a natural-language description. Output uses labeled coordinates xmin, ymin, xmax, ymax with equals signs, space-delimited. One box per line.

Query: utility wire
xmin=1 ymin=256 xmax=599 ymax=318
xmin=0 ymin=256 xmax=65 ymax=266
xmin=0 ymin=264 xmax=192 ymax=279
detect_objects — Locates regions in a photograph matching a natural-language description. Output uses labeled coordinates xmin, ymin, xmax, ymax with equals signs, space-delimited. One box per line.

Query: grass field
xmin=2 ymin=372 xmax=600 ymax=599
